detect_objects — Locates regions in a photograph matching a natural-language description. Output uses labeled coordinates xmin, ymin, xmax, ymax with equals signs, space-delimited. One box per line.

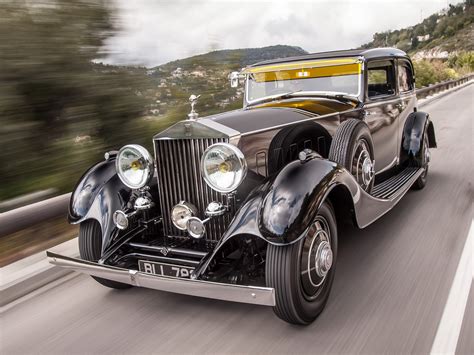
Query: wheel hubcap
xmin=300 ymin=217 xmax=333 ymax=300
xmin=353 ymin=139 xmax=374 ymax=191
xmin=315 ymin=241 xmax=333 ymax=278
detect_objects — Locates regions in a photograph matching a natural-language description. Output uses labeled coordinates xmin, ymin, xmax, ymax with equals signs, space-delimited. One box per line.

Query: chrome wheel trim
xmin=352 ymin=139 xmax=374 ymax=191
xmin=421 ymin=133 xmax=430 ymax=178
xmin=300 ymin=217 xmax=333 ymax=300
xmin=424 ymin=134 xmax=431 ymax=165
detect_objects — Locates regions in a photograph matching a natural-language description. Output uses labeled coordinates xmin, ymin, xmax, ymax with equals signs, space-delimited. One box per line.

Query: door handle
xmin=364 ymin=110 xmax=375 ymax=116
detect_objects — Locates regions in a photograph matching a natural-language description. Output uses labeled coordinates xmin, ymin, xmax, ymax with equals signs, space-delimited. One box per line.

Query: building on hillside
xmin=172 ymin=67 xmax=183 ymax=78
xmin=417 ymin=34 xmax=430 ymax=42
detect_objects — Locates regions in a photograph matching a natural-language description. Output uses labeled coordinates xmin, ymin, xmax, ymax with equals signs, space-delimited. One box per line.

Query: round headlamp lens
xmin=116 ymin=144 xmax=153 ymax=189
xmin=201 ymin=143 xmax=247 ymax=193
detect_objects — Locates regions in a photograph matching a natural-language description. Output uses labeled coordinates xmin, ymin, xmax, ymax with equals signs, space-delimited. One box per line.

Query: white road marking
xmin=431 ymin=219 xmax=474 ymax=354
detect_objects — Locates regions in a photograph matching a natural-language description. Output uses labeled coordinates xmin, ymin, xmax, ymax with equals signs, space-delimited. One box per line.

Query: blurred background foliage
xmin=0 ymin=0 xmax=161 ymax=200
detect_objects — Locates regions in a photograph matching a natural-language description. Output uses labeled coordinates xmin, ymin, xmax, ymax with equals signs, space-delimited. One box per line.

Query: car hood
xmin=206 ymin=98 xmax=355 ymax=134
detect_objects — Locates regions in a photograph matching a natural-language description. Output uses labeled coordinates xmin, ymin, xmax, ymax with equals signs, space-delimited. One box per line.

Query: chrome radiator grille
xmin=154 ymin=137 xmax=232 ymax=242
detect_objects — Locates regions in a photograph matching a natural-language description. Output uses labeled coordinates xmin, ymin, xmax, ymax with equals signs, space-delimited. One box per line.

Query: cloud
xmin=102 ymin=0 xmax=463 ymax=67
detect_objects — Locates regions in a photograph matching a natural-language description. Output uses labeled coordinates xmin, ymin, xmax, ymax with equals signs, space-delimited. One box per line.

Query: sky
xmin=103 ymin=0 xmax=463 ymax=68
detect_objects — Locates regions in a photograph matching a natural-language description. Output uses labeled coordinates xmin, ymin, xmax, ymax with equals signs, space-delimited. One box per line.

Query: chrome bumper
xmin=47 ymin=251 xmax=276 ymax=307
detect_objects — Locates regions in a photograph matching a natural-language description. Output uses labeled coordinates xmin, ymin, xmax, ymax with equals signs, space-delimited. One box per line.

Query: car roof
xmin=249 ymin=47 xmax=409 ymax=68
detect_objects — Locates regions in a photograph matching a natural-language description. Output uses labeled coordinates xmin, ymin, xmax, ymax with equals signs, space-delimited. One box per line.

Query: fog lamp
xmin=113 ymin=210 xmax=129 ymax=230
xmin=171 ymin=202 xmax=197 ymax=230
xmin=187 ymin=217 xmax=206 ymax=239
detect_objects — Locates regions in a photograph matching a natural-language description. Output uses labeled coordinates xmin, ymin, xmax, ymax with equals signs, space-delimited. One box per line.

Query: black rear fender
xmin=402 ymin=111 xmax=437 ymax=158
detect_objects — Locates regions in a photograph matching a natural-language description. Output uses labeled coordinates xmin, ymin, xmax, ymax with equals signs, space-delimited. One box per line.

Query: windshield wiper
xmin=251 ymin=90 xmax=360 ymax=106
xmin=308 ymin=93 xmax=361 ymax=105
xmin=251 ymin=90 xmax=302 ymax=105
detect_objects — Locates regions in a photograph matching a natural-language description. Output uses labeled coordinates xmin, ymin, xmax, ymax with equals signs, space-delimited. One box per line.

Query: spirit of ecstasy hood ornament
xmin=188 ymin=94 xmax=201 ymax=120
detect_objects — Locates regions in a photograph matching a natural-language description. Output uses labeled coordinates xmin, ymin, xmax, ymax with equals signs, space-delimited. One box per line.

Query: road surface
xmin=2 ymin=85 xmax=473 ymax=354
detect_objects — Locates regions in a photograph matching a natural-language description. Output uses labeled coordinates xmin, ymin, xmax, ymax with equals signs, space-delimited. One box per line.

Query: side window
xmin=367 ymin=60 xmax=395 ymax=98
xmin=398 ymin=62 xmax=414 ymax=92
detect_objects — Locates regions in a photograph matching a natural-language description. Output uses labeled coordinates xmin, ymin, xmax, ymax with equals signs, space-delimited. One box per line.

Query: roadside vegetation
xmin=413 ymin=52 xmax=474 ymax=88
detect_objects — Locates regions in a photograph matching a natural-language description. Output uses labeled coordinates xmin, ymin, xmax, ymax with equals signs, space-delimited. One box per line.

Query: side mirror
xmin=229 ymin=71 xmax=243 ymax=88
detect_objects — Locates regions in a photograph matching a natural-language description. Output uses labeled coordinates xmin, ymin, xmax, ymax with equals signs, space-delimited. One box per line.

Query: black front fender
xmin=69 ymin=157 xmax=133 ymax=252
xmin=259 ymin=158 xmax=341 ymax=244
xmin=194 ymin=156 xmax=358 ymax=277
xmin=220 ymin=157 xmax=356 ymax=246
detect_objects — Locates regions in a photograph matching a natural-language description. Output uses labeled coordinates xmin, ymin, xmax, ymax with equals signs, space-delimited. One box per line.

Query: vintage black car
xmin=48 ymin=48 xmax=436 ymax=325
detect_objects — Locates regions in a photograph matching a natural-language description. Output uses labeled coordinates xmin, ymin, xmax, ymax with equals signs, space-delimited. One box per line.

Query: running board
xmin=372 ymin=167 xmax=420 ymax=199
xmin=354 ymin=167 xmax=424 ymax=228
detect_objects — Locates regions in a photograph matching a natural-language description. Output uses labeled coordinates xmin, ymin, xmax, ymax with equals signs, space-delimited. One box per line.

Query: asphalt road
xmin=2 ymin=85 xmax=473 ymax=354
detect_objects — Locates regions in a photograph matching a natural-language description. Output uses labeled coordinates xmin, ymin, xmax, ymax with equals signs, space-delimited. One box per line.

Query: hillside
xmin=138 ymin=45 xmax=308 ymax=118
xmin=361 ymin=0 xmax=473 ymax=58
xmin=157 ymin=45 xmax=307 ymax=71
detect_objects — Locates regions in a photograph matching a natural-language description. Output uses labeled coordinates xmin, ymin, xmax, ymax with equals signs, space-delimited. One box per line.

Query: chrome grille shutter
xmin=154 ymin=138 xmax=232 ymax=242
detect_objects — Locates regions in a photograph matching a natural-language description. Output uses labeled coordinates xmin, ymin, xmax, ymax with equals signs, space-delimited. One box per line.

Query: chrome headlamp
xmin=116 ymin=144 xmax=154 ymax=189
xmin=201 ymin=143 xmax=247 ymax=193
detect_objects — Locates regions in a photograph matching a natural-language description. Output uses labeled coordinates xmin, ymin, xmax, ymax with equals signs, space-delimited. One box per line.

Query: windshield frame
xmin=244 ymin=57 xmax=364 ymax=107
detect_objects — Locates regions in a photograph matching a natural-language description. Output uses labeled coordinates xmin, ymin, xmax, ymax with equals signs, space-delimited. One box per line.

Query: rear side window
xmin=398 ymin=61 xmax=414 ymax=92
xmin=367 ymin=60 xmax=395 ymax=98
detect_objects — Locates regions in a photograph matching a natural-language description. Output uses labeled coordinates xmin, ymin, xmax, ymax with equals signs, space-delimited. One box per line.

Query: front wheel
xmin=79 ymin=220 xmax=132 ymax=289
xmin=266 ymin=201 xmax=338 ymax=325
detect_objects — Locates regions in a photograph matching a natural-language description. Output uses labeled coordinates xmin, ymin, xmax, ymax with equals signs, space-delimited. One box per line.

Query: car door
xmin=363 ymin=59 xmax=400 ymax=174
xmin=396 ymin=59 xmax=417 ymax=150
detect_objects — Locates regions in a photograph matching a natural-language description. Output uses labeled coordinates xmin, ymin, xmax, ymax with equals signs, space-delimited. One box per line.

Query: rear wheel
xmin=329 ymin=119 xmax=375 ymax=193
xmin=412 ymin=131 xmax=430 ymax=190
xmin=266 ymin=201 xmax=338 ymax=325
xmin=79 ymin=220 xmax=131 ymax=289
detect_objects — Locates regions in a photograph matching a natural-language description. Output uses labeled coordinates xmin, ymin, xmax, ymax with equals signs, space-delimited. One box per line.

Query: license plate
xmin=138 ymin=260 xmax=194 ymax=279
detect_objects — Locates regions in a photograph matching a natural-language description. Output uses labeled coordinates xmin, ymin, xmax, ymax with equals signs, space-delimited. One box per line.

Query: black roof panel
xmin=249 ymin=47 xmax=409 ymax=67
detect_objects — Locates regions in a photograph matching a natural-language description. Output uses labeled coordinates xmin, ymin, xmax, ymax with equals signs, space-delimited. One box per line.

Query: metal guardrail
xmin=415 ymin=74 xmax=473 ymax=99
xmin=0 ymin=193 xmax=71 ymax=236
xmin=0 ymin=74 xmax=472 ymax=237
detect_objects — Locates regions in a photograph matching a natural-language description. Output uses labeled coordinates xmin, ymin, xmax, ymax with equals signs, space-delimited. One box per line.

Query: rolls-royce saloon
xmin=48 ymin=48 xmax=436 ymax=325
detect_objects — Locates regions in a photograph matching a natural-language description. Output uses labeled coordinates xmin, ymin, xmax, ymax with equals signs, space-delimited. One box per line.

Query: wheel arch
xmin=402 ymin=111 xmax=436 ymax=159
xmin=267 ymin=121 xmax=332 ymax=175
xmin=325 ymin=183 xmax=356 ymax=228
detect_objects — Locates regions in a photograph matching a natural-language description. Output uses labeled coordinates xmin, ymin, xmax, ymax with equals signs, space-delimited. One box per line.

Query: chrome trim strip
xmin=47 ymin=252 xmax=276 ymax=307
xmin=199 ymin=119 xmax=241 ymax=140
xmin=240 ymin=108 xmax=359 ymax=137
xmin=127 ymin=242 xmax=208 ymax=258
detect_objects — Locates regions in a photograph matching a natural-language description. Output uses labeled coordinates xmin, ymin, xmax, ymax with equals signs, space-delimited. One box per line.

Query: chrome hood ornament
xmin=188 ymin=94 xmax=201 ymax=120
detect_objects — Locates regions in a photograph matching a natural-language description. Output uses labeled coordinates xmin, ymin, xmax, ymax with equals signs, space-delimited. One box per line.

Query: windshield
xmin=245 ymin=57 xmax=362 ymax=104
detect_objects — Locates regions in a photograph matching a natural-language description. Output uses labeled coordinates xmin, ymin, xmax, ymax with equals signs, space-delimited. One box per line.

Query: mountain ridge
xmin=153 ymin=45 xmax=307 ymax=71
